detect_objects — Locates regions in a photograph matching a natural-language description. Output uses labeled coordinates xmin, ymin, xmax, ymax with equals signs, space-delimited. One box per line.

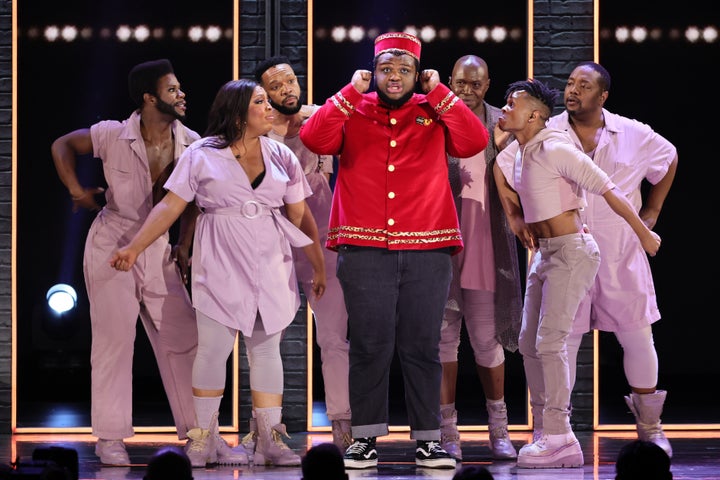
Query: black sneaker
xmin=343 ymin=437 xmax=378 ymax=469
xmin=415 ymin=440 xmax=457 ymax=469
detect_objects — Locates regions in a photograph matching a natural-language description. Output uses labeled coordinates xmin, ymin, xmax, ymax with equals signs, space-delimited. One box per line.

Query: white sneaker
xmin=517 ymin=432 xmax=584 ymax=468
xmin=95 ymin=439 xmax=130 ymax=465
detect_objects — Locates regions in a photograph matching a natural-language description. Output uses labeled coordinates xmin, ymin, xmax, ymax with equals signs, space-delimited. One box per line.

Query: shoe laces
xmin=420 ymin=441 xmax=444 ymax=454
xmin=530 ymin=434 xmax=549 ymax=449
xmin=187 ymin=438 xmax=209 ymax=453
xmin=241 ymin=430 xmax=257 ymax=445
xmin=186 ymin=428 xmax=210 ymax=452
xmin=270 ymin=425 xmax=293 ymax=450
xmin=347 ymin=439 xmax=372 ymax=454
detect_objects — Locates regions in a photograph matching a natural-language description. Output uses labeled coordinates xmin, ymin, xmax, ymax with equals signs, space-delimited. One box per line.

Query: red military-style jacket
xmin=300 ymin=82 xmax=488 ymax=254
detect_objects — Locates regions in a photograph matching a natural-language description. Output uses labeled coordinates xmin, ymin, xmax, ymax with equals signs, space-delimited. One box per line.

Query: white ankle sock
xmin=193 ymin=395 xmax=222 ymax=429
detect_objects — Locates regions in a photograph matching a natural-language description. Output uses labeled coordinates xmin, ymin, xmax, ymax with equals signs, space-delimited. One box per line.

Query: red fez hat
xmin=374 ymin=32 xmax=421 ymax=61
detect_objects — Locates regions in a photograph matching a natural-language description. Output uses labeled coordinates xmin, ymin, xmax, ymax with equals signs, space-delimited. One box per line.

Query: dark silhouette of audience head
xmin=143 ymin=446 xmax=193 ymax=480
xmin=615 ymin=439 xmax=672 ymax=480
xmin=452 ymin=464 xmax=495 ymax=480
xmin=301 ymin=442 xmax=348 ymax=480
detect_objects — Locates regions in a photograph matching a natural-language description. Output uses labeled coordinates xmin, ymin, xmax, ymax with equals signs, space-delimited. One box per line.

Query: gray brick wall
xmin=0 ymin=0 xmax=595 ymax=433
xmin=0 ymin=0 xmax=11 ymax=434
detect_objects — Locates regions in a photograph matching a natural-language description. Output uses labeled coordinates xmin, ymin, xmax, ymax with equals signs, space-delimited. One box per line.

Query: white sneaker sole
xmin=415 ymin=458 xmax=457 ymax=469
xmin=344 ymin=458 xmax=378 ymax=469
xmin=517 ymin=442 xmax=584 ymax=468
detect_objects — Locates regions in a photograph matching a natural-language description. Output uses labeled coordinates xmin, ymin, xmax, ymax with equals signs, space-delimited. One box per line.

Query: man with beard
xmin=300 ymin=32 xmax=488 ymax=470
xmin=254 ymin=57 xmax=352 ymax=452
xmin=548 ymin=62 xmax=677 ymax=458
xmin=51 ymin=59 xmax=247 ymax=467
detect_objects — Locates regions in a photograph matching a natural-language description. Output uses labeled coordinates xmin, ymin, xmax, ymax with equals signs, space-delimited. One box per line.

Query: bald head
xmin=453 ymin=55 xmax=488 ymax=74
xmin=449 ymin=55 xmax=491 ymax=115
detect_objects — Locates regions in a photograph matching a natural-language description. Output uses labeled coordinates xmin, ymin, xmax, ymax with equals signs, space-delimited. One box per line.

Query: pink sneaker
xmin=517 ymin=432 xmax=584 ymax=468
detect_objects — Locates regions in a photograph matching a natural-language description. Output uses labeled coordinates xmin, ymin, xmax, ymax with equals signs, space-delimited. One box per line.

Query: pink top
xmin=91 ymin=111 xmax=199 ymax=224
xmin=165 ymin=135 xmax=312 ymax=336
xmin=496 ymin=128 xmax=615 ymax=224
xmin=455 ymin=150 xmax=494 ymax=291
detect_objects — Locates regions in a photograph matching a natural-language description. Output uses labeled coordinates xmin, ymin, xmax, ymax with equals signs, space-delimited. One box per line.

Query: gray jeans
xmin=519 ymin=233 xmax=600 ymax=435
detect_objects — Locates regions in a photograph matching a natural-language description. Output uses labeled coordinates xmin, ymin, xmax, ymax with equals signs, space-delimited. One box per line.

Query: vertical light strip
xmin=305 ymin=0 xmax=320 ymax=432
xmin=230 ymin=0 xmax=240 ymax=432
xmin=307 ymin=306 xmax=318 ymax=430
xmin=234 ymin=0 xmax=240 ymax=80
xmin=592 ymin=0 xmax=601 ymax=433
xmin=10 ymin=0 xmax=18 ymax=434
xmin=307 ymin=0 xmax=314 ymax=105
xmin=527 ymin=0 xmax=534 ymax=78
xmin=524 ymin=0 xmax=534 ymax=431
xmin=593 ymin=0 xmax=600 ymax=62
xmin=593 ymin=329 xmax=600 ymax=429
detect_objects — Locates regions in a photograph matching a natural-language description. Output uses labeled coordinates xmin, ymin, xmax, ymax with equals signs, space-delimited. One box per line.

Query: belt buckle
xmin=241 ymin=200 xmax=262 ymax=219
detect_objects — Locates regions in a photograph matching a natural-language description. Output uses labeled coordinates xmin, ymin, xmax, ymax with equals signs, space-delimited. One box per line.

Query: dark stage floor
xmin=3 ymin=430 xmax=719 ymax=480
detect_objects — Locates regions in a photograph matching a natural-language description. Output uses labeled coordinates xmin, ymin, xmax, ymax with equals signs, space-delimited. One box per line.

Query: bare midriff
xmin=528 ymin=209 xmax=584 ymax=239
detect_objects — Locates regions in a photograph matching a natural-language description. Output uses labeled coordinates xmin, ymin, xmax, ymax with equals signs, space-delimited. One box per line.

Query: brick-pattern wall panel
xmin=237 ymin=0 xmax=310 ymax=434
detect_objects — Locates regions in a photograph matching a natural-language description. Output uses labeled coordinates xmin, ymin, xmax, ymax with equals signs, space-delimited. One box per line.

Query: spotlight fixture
xmin=46 ymin=283 xmax=77 ymax=315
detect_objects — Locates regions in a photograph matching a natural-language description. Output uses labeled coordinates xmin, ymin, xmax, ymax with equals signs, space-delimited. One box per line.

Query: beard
xmin=377 ymin=89 xmax=414 ymax=109
xmin=270 ymin=97 xmax=302 ymax=116
xmin=155 ymin=97 xmax=186 ymax=121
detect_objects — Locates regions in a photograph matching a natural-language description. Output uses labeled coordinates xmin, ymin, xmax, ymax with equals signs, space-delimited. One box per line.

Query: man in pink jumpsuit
xmin=493 ymin=78 xmax=661 ymax=468
xmin=548 ymin=62 xmax=678 ymax=457
xmin=51 ymin=59 xmax=199 ymax=465
xmin=254 ymin=57 xmax=352 ymax=451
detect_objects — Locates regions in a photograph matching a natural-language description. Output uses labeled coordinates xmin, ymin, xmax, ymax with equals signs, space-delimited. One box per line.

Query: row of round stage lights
xmin=316 ymin=25 xmax=523 ymax=43
xmin=600 ymin=25 xmax=718 ymax=43
xmin=25 ymin=24 xmax=233 ymax=42
xmin=22 ymin=23 xmax=719 ymax=45
xmin=317 ymin=24 xmax=718 ymax=44
xmin=26 ymin=25 xmax=718 ymax=43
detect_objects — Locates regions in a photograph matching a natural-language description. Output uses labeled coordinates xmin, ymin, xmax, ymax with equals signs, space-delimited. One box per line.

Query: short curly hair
xmin=128 ymin=59 xmax=174 ymax=108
